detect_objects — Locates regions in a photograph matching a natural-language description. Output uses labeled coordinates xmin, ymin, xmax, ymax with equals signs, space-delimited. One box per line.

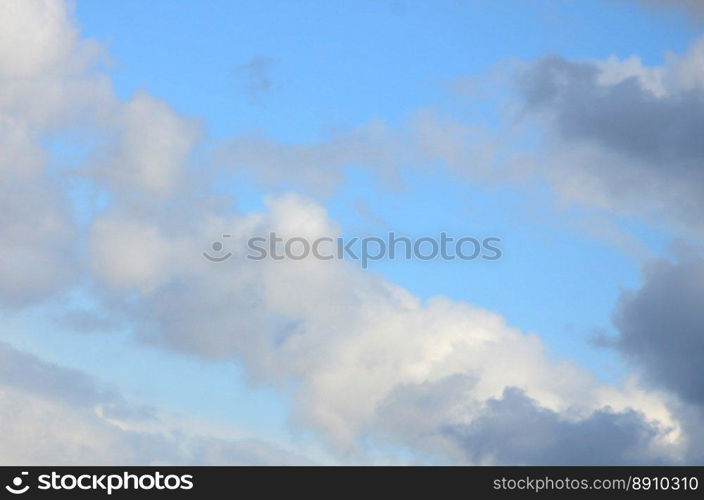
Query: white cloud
xmin=0 ymin=0 xmax=78 ymax=79
xmin=98 ymin=92 xmax=201 ymax=196
xmin=0 ymin=0 xmax=114 ymax=308
xmin=0 ymin=0 xmax=694 ymax=465
xmin=84 ymin=188 xmax=682 ymax=462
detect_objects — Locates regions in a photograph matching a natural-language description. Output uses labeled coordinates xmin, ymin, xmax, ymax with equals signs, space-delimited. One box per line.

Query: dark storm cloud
xmin=613 ymin=255 xmax=704 ymax=406
xmin=445 ymin=387 xmax=662 ymax=465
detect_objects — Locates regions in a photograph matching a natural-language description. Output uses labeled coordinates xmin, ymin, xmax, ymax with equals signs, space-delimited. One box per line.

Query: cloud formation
xmin=0 ymin=0 xmax=697 ymax=465
xmin=516 ymin=43 xmax=704 ymax=464
xmin=0 ymin=342 xmax=310 ymax=465
xmin=516 ymin=39 xmax=704 ymax=236
xmin=613 ymin=254 xmax=704 ymax=407
xmin=0 ymin=0 xmax=111 ymax=307
xmin=83 ymin=189 xmax=680 ymax=462
xmin=446 ymin=388 xmax=663 ymax=465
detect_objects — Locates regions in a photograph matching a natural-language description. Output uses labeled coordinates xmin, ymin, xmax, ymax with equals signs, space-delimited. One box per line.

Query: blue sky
xmin=2 ymin=0 xmax=704 ymax=465
xmin=72 ymin=0 xmax=690 ymax=368
xmin=75 ymin=0 xmax=693 ymax=139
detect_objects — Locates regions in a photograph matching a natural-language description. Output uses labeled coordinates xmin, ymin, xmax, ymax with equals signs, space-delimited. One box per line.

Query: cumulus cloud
xmin=375 ymin=375 xmax=676 ymax=465
xmin=613 ymin=254 xmax=704 ymax=407
xmin=0 ymin=0 xmax=113 ymax=308
xmin=0 ymin=172 xmax=77 ymax=307
xmin=0 ymin=0 xmax=112 ymax=127
xmin=0 ymin=0 xmax=693 ymax=465
xmin=97 ymin=92 xmax=201 ymax=196
xmin=516 ymin=39 xmax=704 ymax=236
xmin=446 ymin=387 xmax=664 ymax=465
xmin=83 ymin=188 xmax=681 ymax=462
xmin=513 ymin=45 xmax=704 ymax=460
xmin=0 ymin=0 xmax=79 ymax=79
xmin=606 ymin=250 xmax=704 ymax=462
xmin=0 ymin=0 xmax=196 ymax=307
xmin=515 ymin=44 xmax=704 ymax=463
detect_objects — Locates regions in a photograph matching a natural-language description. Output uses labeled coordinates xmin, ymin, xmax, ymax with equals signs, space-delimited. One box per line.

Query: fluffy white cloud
xmin=0 ymin=0 xmax=695 ymax=465
xmin=83 ymin=187 xmax=682 ymax=462
xmin=0 ymin=0 xmax=109 ymax=307
xmin=98 ymin=92 xmax=201 ymax=196
xmin=0 ymin=0 xmax=78 ymax=79
xmin=0 ymin=140 xmax=77 ymax=306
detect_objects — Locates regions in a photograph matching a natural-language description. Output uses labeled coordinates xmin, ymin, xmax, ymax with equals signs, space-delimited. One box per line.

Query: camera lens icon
xmin=5 ymin=472 xmax=29 ymax=494
xmin=203 ymin=234 xmax=233 ymax=262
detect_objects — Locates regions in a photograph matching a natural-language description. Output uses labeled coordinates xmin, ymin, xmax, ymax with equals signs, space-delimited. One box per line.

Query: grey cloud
xmin=519 ymin=49 xmax=704 ymax=462
xmin=0 ymin=0 xmax=114 ymax=309
xmin=521 ymin=57 xmax=704 ymax=169
xmin=0 ymin=341 xmax=116 ymax=409
xmin=0 ymin=179 xmax=78 ymax=307
xmin=1 ymin=0 xmax=684 ymax=465
xmin=374 ymin=374 xmax=480 ymax=462
xmin=518 ymin=55 xmax=704 ymax=233
xmin=666 ymin=402 xmax=704 ymax=463
xmin=377 ymin=378 xmax=666 ymax=465
xmin=83 ymin=190 xmax=681 ymax=462
xmin=0 ymin=341 xmax=158 ymax=425
xmin=0 ymin=341 xmax=312 ymax=465
xmin=446 ymin=387 xmax=663 ymax=465
xmin=613 ymin=254 xmax=704 ymax=407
